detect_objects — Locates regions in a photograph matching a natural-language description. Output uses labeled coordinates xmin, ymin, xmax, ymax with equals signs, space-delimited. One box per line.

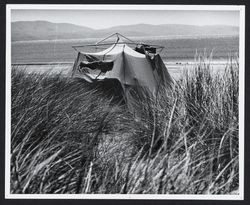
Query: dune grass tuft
xmin=10 ymin=58 xmax=239 ymax=194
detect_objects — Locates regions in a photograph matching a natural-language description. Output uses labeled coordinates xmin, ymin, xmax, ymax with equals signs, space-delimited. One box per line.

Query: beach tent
xmin=71 ymin=33 xmax=173 ymax=96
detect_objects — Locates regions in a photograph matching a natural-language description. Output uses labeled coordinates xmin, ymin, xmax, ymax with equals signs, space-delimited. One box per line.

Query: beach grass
xmin=10 ymin=57 xmax=239 ymax=194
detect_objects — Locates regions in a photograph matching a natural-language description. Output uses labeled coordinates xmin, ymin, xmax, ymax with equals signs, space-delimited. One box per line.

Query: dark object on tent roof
xmin=71 ymin=33 xmax=173 ymax=96
xmin=135 ymin=44 xmax=157 ymax=54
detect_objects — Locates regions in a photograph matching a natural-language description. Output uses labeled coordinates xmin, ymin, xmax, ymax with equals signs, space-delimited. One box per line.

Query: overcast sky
xmin=11 ymin=9 xmax=240 ymax=29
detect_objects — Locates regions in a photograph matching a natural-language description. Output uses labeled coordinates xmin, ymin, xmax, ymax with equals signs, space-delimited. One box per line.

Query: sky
xmin=11 ymin=9 xmax=240 ymax=29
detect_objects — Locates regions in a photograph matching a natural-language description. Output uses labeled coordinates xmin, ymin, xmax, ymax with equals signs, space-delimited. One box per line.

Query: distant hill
xmin=11 ymin=21 xmax=95 ymax=41
xmin=11 ymin=21 xmax=239 ymax=41
xmin=100 ymin=24 xmax=239 ymax=37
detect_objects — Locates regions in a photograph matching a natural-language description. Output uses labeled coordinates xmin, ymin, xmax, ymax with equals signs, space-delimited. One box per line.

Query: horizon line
xmin=11 ymin=20 xmax=240 ymax=30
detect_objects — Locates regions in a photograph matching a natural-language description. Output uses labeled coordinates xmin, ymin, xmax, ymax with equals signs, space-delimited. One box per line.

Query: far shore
xmin=11 ymin=34 xmax=239 ymax=44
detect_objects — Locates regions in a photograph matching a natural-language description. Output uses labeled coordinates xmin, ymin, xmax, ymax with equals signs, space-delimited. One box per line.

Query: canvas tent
xmin=71 ymin=33 xmax=173 ymax=96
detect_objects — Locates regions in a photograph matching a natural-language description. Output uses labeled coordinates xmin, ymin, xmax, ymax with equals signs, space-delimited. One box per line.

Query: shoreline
xmin=11 ymin=34 xmax=239 ymax=44
xmin=11 ymin=61 xmax=230 ymax=67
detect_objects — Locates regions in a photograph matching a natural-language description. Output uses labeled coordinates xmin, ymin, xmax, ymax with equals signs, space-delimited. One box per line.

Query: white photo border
xmin=5 ymin=4 xmax=245 ymax=200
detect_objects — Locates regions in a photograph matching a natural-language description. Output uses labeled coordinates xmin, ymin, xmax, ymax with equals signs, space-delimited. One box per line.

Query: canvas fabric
xmin=72 ymin=41 xmax=172 ymax=94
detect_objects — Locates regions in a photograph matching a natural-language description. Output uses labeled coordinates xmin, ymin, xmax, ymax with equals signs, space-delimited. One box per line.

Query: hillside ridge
xmin=12 ymin=20 xmax=239 ymax=41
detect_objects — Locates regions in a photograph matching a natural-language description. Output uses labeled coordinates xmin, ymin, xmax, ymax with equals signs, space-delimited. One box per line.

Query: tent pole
xmin=72 ymin=42 xmax=165 ymax=49
xmin=95 ymin=32 xmax=138 ymax=45
xmin=116 ymin=33 xmax=137 ymax=44
xmin=72 ymin=46 xmax=78 ymax=52
xmin=95 ymin=33 xmax=118 ymax=45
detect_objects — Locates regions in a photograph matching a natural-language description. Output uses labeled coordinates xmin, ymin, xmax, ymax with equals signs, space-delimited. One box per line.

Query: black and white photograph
xmin=5 ymin=4 xmax=245 ymax=199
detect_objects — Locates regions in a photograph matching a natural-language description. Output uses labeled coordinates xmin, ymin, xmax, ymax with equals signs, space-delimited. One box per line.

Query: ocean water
xmin=11 ymin=36 xmax=239 ymax=64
